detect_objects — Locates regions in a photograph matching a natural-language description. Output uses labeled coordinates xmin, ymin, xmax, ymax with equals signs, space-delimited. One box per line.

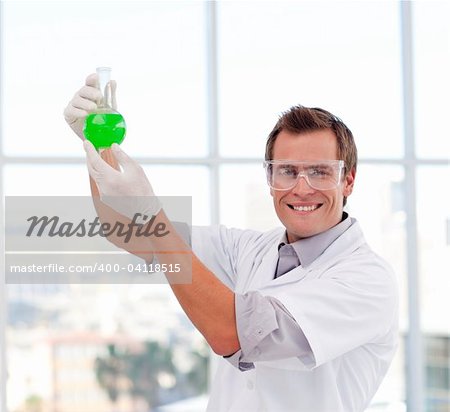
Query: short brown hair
xmin=265 ymin=105 xmax=358 ymax=175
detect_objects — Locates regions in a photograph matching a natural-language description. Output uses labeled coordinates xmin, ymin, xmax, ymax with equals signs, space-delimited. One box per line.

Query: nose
xmin=291 ymin=175 xmax=316 ymax=195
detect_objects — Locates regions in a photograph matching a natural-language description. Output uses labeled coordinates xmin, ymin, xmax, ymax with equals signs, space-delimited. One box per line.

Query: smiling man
xmin=65 ymin=85 xmax=399 ymax=412
xmin=267 ymin=125 xmax=355 ymax=241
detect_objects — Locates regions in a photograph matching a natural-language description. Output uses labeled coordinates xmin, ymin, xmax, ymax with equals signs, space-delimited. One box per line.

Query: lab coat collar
xmin=262 ymin=218 xmax=366 ymax=288
xmin=307 ymin=217 xmax=365 ymax=270
xmin=279 ymin=212 xmax=352 ymax=268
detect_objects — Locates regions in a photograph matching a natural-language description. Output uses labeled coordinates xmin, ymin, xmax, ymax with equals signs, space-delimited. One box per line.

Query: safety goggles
xmin=263 ymin=160 xmax=345 ymax=191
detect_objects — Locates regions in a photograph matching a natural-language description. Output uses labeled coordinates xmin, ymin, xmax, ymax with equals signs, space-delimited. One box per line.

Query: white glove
xmin=63 ymin=73 xmax=117 ymax=140
xmin=84 ymin=140 xmax=161 ymax=223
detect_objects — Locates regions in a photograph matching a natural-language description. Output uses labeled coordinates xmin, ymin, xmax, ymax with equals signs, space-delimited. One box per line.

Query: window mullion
xmin=401 ymin=2 xmax=424 ymax=412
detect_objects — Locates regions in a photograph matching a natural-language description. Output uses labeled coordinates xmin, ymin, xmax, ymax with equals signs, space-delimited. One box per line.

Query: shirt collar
xmin=278 ymin=212 xmax=352 ymax=268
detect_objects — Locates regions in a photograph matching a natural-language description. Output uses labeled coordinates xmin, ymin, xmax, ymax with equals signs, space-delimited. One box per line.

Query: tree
xmin=16 ymin=394 xmax=43 ymax=412
xmin=95 ymin=344 xmax=126 ymax=407
xmin=95 ymin=341 xmax=177 ymax=410
xmin=126 ymin=341 xmax=177 ymax=408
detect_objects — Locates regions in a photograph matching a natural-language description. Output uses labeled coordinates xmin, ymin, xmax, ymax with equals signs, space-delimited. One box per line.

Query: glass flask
xmin=83 ymin=67 xmax=126 ymax=150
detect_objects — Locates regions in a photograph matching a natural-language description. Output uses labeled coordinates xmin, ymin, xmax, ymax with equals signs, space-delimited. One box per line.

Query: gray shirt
xmin=225 ymin=213 xmax=353 ymax=371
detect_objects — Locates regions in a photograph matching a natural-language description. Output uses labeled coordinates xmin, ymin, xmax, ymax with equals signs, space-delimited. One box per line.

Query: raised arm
xmin=84 ymin=141 xmax=240 ymax=356
xmin=64 ymin=74 xmax=240 ymax=355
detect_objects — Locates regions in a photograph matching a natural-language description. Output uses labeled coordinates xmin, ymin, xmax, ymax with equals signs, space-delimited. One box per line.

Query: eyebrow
xmin=307 ymin=163 xmax=334 ymax=168
xmin=274 ymin=161 xmax=337 ymax=167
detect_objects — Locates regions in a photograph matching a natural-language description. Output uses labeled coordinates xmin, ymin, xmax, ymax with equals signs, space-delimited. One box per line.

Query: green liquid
xmin=84 ymin=113 xmax=126 ymax=150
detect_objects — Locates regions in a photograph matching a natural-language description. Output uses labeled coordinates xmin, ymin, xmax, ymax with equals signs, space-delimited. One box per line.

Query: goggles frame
xmin=263 ymin=159 xmax=345 ymax=191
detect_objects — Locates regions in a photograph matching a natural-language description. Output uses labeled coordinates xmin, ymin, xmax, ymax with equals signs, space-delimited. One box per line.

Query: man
xmin=64 ymin=74 xmax=398 ymax=411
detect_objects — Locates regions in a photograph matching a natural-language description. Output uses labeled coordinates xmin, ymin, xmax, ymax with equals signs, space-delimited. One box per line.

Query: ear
xmin=342 ymin=167 xmax=356 ymax=197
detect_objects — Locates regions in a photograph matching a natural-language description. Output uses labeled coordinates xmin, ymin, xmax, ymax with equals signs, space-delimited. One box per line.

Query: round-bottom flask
xmin=83 ymin=67 xmax=126 ymax=150
xmin=84 ymin=109 xmax=126 ymax=150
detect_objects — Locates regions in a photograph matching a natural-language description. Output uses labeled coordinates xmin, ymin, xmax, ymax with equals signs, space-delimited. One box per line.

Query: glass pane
xmin=4 ymin=163 xmax=210 ymax=411
xmin=2 ymin=1 xmax=207 ymax=158
xmin=414 ymin=2 xmax=450 ymax=159
xmin=3 ymin=164 xmax=91 ymax=195
xmin=3 ymin=164 xmax=210 ymax=225
xmin=142 ymin=165 xmax=211 ymax=226
xmin=6 ymin=284 xmax=208 ymax=412
xmin=218 ymin=1 xmax=403 ymax=159
xmin=417 ymin=166 xmax=449 ymax=333
xmin=219 ymin=164 xmax=279 ymax=230
xmin=417 ymin=166 xmax=450 ymax=410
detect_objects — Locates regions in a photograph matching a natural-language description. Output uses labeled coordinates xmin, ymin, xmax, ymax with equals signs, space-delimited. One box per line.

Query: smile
xmin=288 ymin=204 xmax=322 ymax=212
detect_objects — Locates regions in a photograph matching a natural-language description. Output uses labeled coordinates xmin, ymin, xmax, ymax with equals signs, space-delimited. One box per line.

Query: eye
xmin=277 ymin=165 xmax=297 ymax=177
xmin=308 ymin=166 xmax=332 ymax=177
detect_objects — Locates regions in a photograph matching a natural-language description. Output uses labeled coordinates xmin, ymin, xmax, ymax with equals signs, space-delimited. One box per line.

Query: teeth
xmin=292 ymin=205 xmax=319 ymax=212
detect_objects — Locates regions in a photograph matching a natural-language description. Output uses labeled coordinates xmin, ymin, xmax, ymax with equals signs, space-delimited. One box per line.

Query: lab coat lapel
xmin=307 ymin=220 xmax=366 ymax=271
xmin=259 ymin=221 xmax=366 ymax=289
xmin=251 ymin=245 xmax=310 ymax=290
xmin=269 ymin=264 xmax=309 ymax=287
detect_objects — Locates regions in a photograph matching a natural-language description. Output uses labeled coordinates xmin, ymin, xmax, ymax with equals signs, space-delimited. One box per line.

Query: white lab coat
xmin=191 ymin=220 xmax=398 ymax=412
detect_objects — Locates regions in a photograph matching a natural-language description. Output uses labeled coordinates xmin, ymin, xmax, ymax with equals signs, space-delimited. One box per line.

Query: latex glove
xmin=84 ymin=140 xmax=161 ymax=223
xmin=63 ymin=73 xmax=117 ymax=140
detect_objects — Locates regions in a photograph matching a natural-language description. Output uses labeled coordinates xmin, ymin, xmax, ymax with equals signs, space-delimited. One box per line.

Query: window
xmin=1 ymin=1 xmax=448 ymax=411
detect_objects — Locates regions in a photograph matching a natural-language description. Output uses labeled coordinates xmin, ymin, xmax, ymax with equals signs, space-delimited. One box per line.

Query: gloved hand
xmin=63 ymin=73 xmax=117 ymax=140
xmin=84 ymin=140 xmax=161 ymax=223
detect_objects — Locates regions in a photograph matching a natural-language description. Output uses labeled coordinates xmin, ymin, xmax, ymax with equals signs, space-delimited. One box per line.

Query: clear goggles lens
xmin=264 ymin=160 xmax=345 ymax=191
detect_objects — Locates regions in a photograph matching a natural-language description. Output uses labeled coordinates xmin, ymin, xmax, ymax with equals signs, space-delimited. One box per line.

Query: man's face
xmin=270 ymin=129 xmax=355 ymax=242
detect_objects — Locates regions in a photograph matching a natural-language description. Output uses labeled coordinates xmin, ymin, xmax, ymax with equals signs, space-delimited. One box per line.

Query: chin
xmin=287 ymin=227 xmax=319 ymax=241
